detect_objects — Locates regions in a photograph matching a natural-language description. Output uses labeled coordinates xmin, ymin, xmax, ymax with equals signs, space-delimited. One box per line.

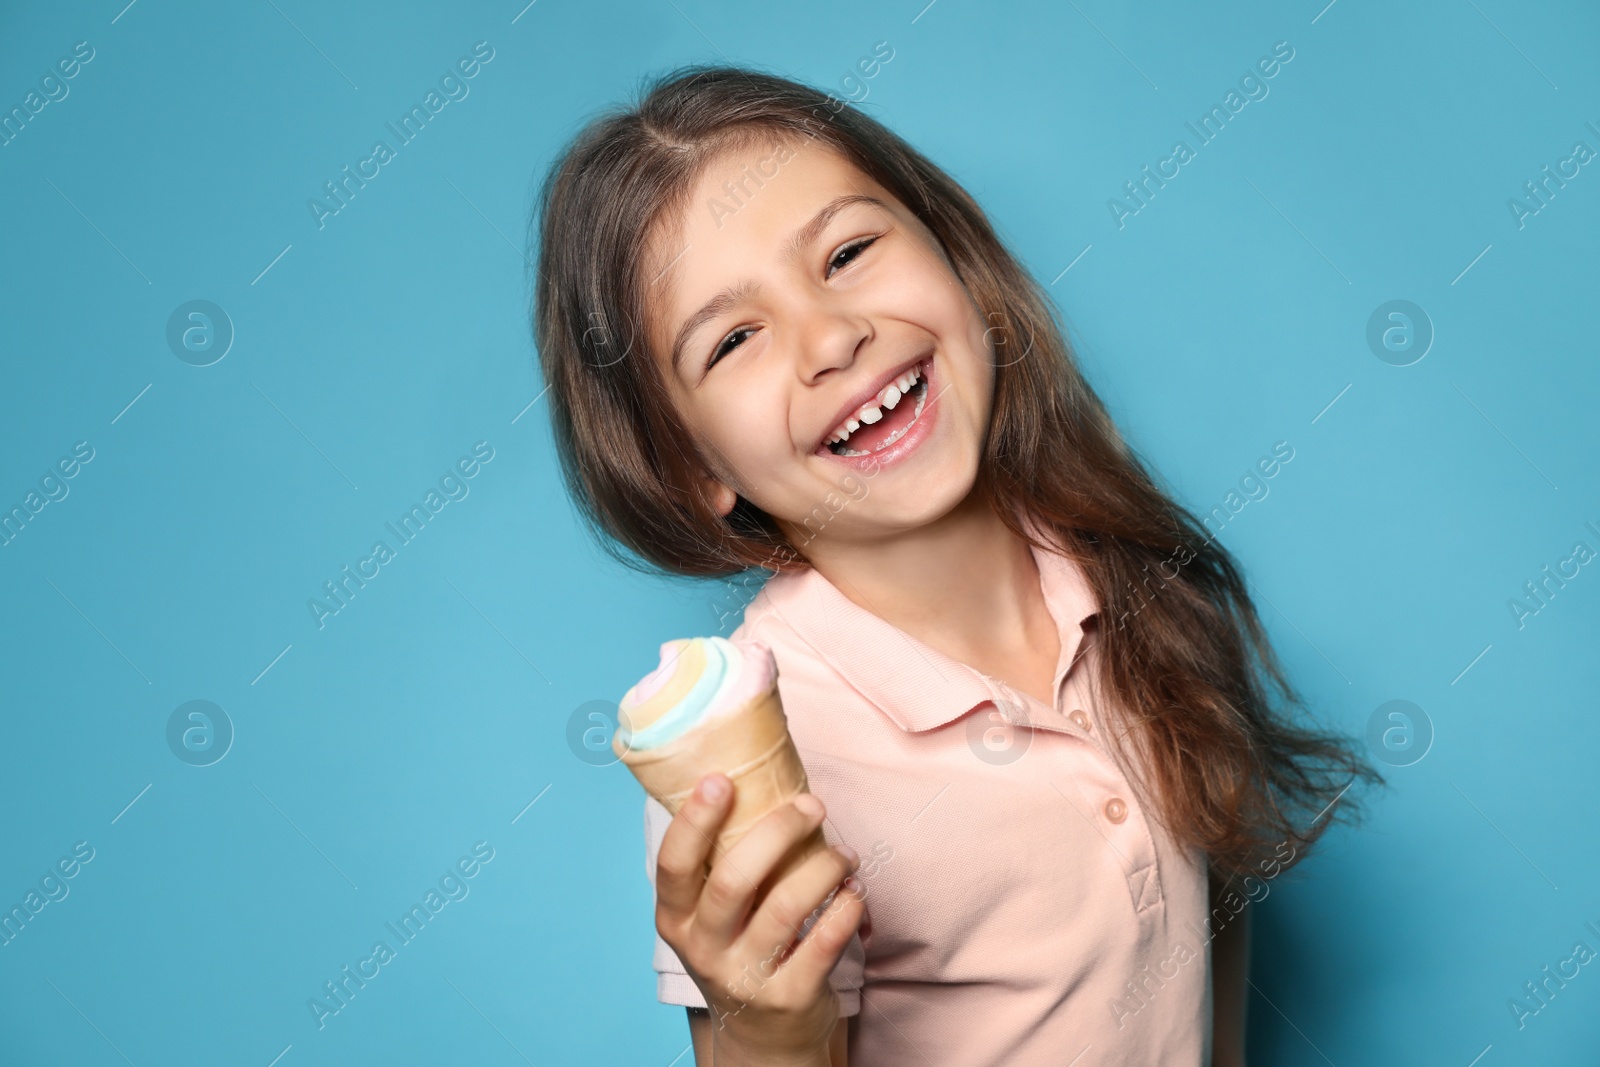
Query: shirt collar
xmin=750 ymin=523 xmax=1101 ymax=734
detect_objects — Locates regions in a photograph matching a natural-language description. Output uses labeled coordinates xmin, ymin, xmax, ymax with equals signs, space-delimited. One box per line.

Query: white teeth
xmin=828 ymin=414 xmax=865 ymax=444
xmin=823 ymin=363 xmax=927 ymax=448
xmin=833 ymin=378 xmax=931 ymax=457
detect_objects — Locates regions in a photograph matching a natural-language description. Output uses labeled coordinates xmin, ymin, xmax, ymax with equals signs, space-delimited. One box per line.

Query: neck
xmin=795 ymin=489 xmax=1054 ymax=669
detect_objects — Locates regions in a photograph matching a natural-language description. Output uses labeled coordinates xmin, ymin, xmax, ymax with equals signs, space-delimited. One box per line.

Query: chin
xmin=870 ymin=463 xmax=982 ymax=530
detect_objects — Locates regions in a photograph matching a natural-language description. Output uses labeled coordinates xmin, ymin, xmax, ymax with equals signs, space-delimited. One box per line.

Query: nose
xmin=791 ymin=292 xmax=871 ymax=384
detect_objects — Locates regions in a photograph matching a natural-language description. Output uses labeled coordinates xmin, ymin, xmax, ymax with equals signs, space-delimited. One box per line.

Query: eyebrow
xmin=668 ymin=193 xmax=887 ymax=377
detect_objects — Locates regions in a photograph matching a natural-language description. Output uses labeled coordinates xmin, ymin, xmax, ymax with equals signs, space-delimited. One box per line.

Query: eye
xmin=708 ymin=326 xmax=755 ymax=367
xmin=827 ymin=235 xmax=878 ymax=277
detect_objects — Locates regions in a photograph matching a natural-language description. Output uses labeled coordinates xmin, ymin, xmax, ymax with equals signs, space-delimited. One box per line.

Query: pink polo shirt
xmin=639 ymin=536 xmax=1213 ymax=1065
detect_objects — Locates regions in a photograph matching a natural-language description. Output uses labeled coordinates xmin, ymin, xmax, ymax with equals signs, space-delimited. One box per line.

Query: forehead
xmin=642 ymin=138 xmax=888 ymax=353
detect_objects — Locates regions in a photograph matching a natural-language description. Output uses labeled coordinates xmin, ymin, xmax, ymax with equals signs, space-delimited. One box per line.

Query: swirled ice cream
xmin=613 ymin=634 xmax=823 ymax=877
xmin=616 ymin=636 xmax=776 ymax=752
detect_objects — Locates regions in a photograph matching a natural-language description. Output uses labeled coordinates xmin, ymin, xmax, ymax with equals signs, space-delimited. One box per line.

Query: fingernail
xmin=698 ymin=775 xmax=727 ymax=801
xmin=836 ymin=844 xmax=859 ymax=865
xmin=794 ymin=793 xmax=823 ymax=818
xmin=844 ymin=875 xmax=864 ymax=895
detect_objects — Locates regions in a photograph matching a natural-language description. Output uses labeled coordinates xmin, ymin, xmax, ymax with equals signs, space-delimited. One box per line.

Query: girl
xmin=531 ymin=65 xmax=1378 ymax=1066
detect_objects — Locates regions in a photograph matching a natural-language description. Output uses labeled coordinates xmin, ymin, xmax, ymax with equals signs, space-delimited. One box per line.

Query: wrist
xmin=714 ymin=1049 xmax=830 ymax=1067
xmin=711 ymin=1029 xmax=831 ymax=1067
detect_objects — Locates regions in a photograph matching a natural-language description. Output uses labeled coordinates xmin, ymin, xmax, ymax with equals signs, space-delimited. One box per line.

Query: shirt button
xmin=1104 ymin=797 xmax=1128 ymax=824
xmin=1068 ymin=709 xmax=1090 ymax=731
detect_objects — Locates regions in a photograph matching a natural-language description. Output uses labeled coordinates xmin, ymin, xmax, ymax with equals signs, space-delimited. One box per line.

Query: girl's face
xmin=643 ymin=136 xmax=995 ymax=550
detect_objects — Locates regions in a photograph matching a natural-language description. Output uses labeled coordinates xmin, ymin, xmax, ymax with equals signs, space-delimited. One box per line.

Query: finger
xmin=655 ymin=773 xmax=734 ymax=922
xmin=695 ymin=793 xmax=830 ymax=944
xmin=757 ymin=870 xmax=866 ymax=996
xmin=740 ymin=840 xmax=858 ymax=970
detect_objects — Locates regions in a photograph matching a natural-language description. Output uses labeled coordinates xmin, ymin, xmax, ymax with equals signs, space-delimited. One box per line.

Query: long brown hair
xmin=530 ymin=63 xmax=1380 ymax=884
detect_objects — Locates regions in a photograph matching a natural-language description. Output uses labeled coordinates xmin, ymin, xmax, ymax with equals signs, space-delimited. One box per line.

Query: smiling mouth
xmin=823 ymin=362 xmax=931 ymax=457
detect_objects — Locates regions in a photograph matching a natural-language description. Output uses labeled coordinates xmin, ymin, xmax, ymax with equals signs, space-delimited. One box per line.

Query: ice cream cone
xmin=615 ymin=682 xmax=829 ymax=882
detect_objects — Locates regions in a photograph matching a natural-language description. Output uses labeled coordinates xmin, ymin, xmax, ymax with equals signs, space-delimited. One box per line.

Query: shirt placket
xmin=987 ymin=675 xmax=1165 ymax=916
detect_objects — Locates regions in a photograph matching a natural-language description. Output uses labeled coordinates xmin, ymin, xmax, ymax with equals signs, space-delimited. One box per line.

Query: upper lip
xmin=814 ymin=352 xmax=931 ymax=453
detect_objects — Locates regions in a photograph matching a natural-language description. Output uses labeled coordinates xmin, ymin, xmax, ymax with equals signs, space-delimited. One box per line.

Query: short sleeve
xmin=642 ymin=794 xmax=864 ymax=1016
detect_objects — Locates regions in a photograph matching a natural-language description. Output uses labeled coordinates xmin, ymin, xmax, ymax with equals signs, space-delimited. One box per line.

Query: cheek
xmin=880 ymin=248 xmax=954 ymax=315
xmin=938 ymin=286 xmax=996 ymax=387
xmin=886 ymin=246 xmax=988 ymax=355
xmin=870 ymin=245 xmax=993 ymax=412
xmin=698 ymin=384 xmax=797 ymax=475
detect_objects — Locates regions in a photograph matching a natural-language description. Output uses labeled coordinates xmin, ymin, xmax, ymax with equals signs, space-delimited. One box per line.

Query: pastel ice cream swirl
xmin=617 ymin=636 xmax=775 ymax=752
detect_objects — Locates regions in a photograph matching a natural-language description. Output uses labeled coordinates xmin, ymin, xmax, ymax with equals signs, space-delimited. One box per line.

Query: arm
xmin=689 ymin=1007 xmax=713 ymax=1064
xmin=1209 ymin=876 xmax=1251 ymax=1067
xmin=829 ymin=1016 xmax=849 ymax=1065
xmin=687 ymin=1009 xmax=849 ymax=1066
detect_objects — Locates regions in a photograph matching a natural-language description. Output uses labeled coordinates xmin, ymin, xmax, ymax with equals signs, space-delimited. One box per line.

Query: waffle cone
xmin=615 ymin=684 xmax=828 ymax=880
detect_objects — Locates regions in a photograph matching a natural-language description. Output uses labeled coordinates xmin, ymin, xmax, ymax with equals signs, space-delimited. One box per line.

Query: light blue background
xmin=2 ymin=1 xmax=1597 ymax=1063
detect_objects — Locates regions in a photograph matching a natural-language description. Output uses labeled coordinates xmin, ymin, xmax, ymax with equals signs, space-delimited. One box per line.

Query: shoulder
xmin=728 ymin=572 xmax=860 ymax=752
xmin=730 ymin=575 xmax=839 ymax=693
xmin=728 ymin=568 xmax=806 ymax=660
